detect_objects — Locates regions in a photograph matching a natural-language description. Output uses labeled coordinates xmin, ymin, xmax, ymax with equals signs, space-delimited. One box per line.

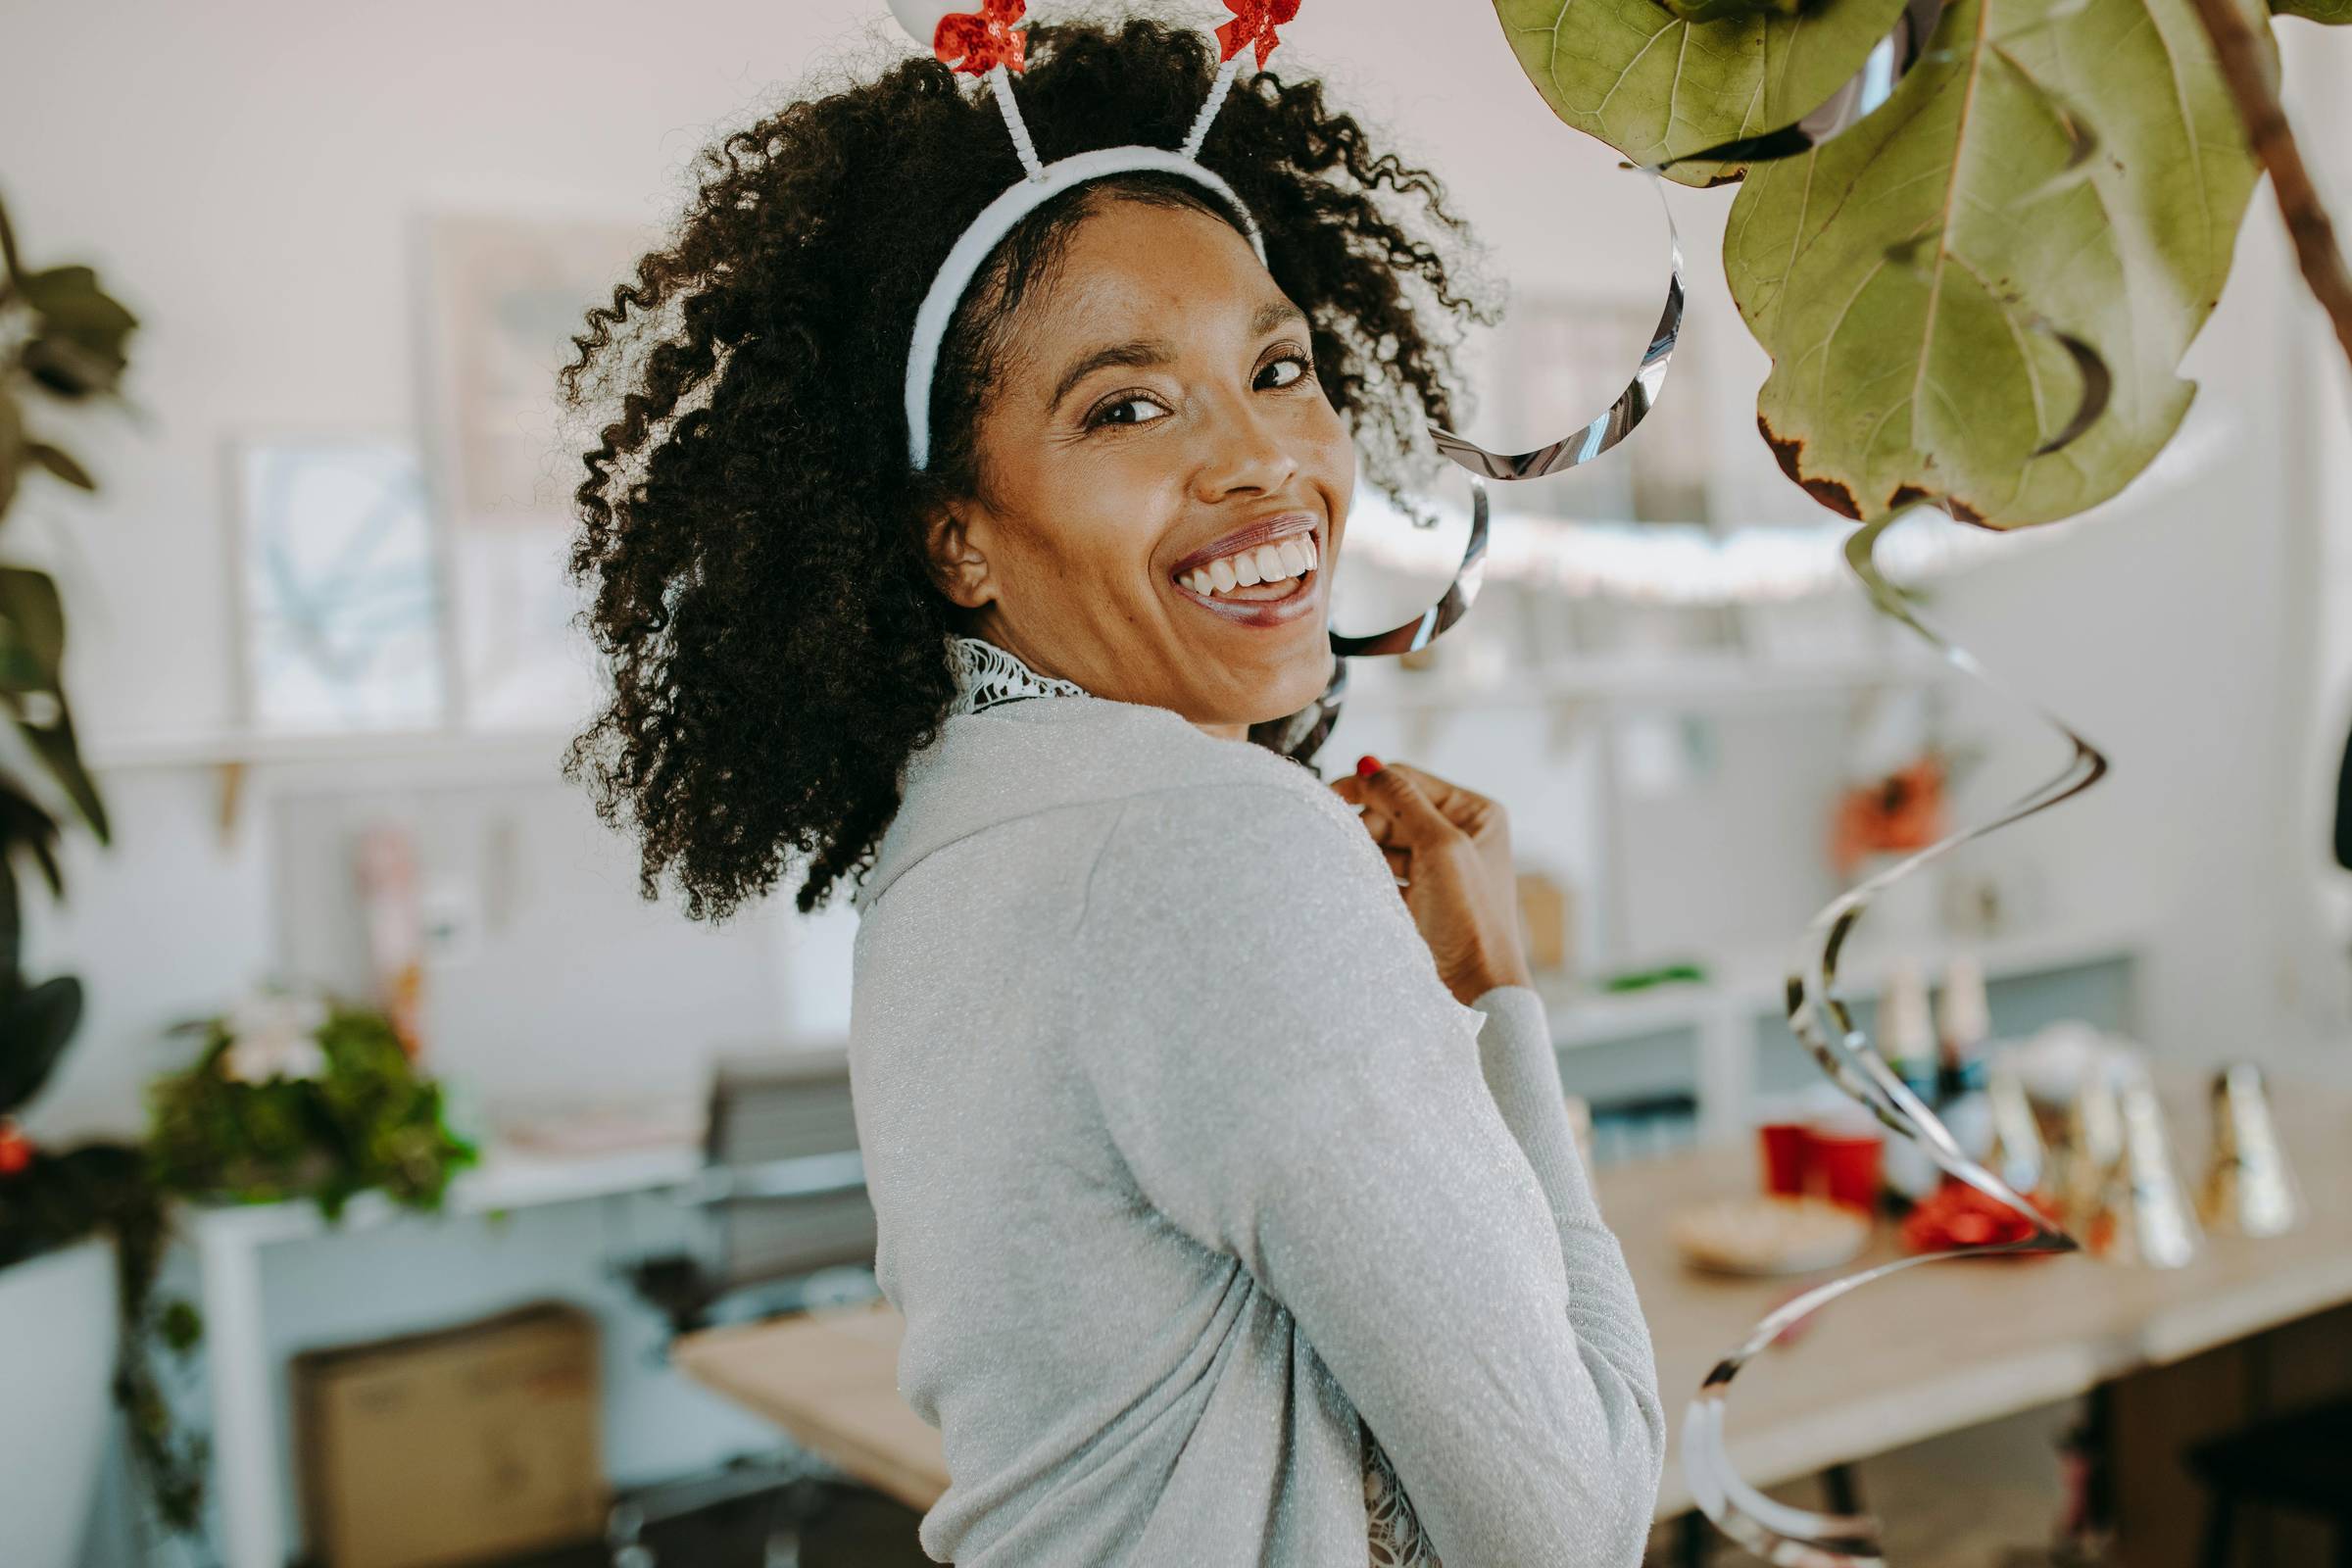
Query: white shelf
xmin=1535 ymin=914 xmax=2149 ymax=1053
xmin=1345 ymin=650 xmax=1952 ymax=715
xmin=185 ymin=1138 xmax=703 ymax=1248
xmin=83 ymin=724 xmax=575 ymax=775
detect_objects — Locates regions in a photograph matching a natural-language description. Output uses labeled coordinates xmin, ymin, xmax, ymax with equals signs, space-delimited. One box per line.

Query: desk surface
xmin=676 ymin=1072 xmax=2352 ymax=1521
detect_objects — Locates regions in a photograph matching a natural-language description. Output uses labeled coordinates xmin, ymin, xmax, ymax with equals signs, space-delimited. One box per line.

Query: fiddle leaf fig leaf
xmin=1722 ymin=0 xmax=2264 ymax=525
xmin=1494 ymin=0 xmax=1910 ymax=185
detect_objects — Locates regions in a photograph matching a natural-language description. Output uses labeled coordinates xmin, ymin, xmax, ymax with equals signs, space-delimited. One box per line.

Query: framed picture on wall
xmin=229 ymin=437 xmax=448 ymax=735
xmin=417 ymin=209 xmax=653 ymax=729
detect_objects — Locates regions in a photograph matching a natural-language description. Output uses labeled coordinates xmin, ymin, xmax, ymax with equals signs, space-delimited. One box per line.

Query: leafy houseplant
xmin=150 ymin=990 xmax=478 ymax=1221
xmin=1494 ymin=0 xmax=2352 ymax=530
xmin=0 ymin=187 xmax=219 ymax=1552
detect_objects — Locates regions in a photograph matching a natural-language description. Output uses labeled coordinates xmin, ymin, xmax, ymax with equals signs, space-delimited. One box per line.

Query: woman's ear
xmin=921 ymin=503 xmax=999 ymax=612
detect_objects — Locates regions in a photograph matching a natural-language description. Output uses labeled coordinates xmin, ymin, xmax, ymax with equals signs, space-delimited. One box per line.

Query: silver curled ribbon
xmin=1681 ymin=514 xmax=2105 ymax=1567
xmin=1651 ymin=0 xmax=1947 ymax=176
xmin=1651 ymin=9 xmax=2124 ymax=1551
xmin=1325 ymin=164 xmax=1687 ymax=662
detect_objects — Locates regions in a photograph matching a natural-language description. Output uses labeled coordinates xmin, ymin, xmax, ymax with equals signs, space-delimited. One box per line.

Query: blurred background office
xmin=3 ymin=3 xmax=2352 ymax=1566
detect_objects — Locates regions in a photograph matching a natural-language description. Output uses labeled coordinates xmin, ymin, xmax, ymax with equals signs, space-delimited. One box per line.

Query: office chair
xmin=611 ymin=1048 xmax=896 ymax=1568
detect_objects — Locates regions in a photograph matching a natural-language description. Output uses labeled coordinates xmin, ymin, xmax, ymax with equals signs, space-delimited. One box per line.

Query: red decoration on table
xmin=0 ymin=1117 xmax=32 ymax=1177
xmin=935 ymin=0 xmax=1028 ymax=76
xmin=1216 ymin=0 xmax=1301 ymax=68
xmin=1899 ymin=1177 xmax=2063 ymax=1255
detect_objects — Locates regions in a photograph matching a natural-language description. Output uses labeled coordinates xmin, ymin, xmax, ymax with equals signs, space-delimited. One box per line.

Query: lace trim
xmin=1365 ymin=1424 xmax=1443 ymax=1566
xmin=946 ymin=635 xmax=1092 ymax=716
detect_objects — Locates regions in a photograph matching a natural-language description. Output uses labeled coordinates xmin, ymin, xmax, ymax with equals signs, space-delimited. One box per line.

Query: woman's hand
xmin=1331 ymin=757 xmax=1534 ymax=1007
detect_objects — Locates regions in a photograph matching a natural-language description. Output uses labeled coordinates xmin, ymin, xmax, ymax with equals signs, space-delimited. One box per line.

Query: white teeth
xmin=1179 ymin=534 xmax=1321 ymax=598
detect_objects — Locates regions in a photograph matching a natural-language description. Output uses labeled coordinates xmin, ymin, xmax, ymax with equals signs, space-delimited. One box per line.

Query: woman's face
xmin=926 ymin=197 xmax=1356 ymax=738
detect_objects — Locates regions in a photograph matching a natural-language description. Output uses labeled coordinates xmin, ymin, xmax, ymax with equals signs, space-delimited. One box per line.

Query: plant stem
xmin=2187 ymin=0 xmax=2352 ymax=372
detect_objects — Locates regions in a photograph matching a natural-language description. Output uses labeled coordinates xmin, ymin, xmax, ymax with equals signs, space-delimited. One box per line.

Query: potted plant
xmin=149 ymin=986 xmax=477 ymax=1220
xmin=0 ymin=187 xmax=211 ymax=1564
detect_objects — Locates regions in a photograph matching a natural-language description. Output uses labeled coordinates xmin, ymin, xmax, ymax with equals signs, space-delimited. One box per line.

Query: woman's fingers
xmin=1379 ymin=760 xmax=1494 ymax=837
xmin=1331 ymin=774 xmax=1392 ymax=845
xmin=1355 ymin=764 xmax=1459 ymax=844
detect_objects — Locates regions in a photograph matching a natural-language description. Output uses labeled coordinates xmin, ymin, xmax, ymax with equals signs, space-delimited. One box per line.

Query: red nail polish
xmin=1355 ymin=754 xmax=1383 ymax=779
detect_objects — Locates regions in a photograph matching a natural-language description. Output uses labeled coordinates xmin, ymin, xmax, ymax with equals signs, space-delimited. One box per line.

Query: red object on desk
xmin=1756 ymin=1118 xmax=1885 ymax=1211
xmin=1758 ymin=1122 xmax=1811 ymax=1197
xmin=1899 ymin=1178 xmax=2065 ymax=1255
xmin=1809 ymin=1131 xmax=1885 ymax=1211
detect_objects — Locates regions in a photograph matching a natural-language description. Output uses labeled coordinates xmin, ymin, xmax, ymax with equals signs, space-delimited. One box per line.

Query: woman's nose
xmin=1189 ymin=392 xmax=1299 ymax=502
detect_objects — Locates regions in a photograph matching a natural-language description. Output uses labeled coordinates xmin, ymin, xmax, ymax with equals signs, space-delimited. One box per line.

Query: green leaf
xmin=2272 ymin=0 xmax=2350 ymax=19
xmin=0 ymin=776 xmax=66 ymax=902
xmin=24 ymin=444 xmax=96 ymax=491
xmin=20 ymin=701 xmax=107 ymax=846
xmin=0 ymin=975 xmax=85 ymax=1114
xmin=0 ymin=565 xmax=67 ymax=691
xmin=0 ymin=394 xmax=19 ymax=520
xmin=1660 ymin=0 xmax=1807 ymax=21
xmin=1494 ymin=0 xmax=1912 ymax=184
xmin=16 ymin=265 xmax=138 ymax=364
xmin=1722 ymin=0 xmax=2264 ymax=525
xmin=20 ymin=334 xmax=124 ymax=399
xmin=0 ymin=568 xmax=109 ymax=842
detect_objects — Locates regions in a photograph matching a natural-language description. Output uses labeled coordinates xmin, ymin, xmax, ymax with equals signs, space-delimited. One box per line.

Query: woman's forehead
xmin=1023 ymin=199 xmax=1287 ymax=352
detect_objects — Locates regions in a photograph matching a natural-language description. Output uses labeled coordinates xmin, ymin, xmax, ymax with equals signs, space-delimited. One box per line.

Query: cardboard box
xmin=294 ymin=1301 xmax=606 ymax=1568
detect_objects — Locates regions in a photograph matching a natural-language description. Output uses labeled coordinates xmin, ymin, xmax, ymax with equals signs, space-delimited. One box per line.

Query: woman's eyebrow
xmin=1047 ymin=301 xmax=1309 ymax=414
xmin=1049 ymin=339 xmax=1174 ymax=413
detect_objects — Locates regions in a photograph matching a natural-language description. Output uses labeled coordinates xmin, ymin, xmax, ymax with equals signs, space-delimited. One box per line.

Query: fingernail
xmin=1355 ymin=754 xmax=1384 ymax=779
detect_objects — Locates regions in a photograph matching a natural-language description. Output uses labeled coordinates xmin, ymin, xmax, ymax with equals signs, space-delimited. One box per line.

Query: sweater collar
xmin=946 ymin=635 xmax=1092 ymax=715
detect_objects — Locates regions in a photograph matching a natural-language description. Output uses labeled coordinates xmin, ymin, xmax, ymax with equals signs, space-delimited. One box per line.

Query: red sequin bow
xmin=1216 ymin=0 xmax=1300 ymax=68
xmin=934 ymin=0 xmax=1026 ymax=76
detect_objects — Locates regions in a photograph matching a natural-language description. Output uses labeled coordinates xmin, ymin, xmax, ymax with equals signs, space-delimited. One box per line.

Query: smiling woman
xmin=562 ymin=9 xmax=1662 ymax=1566
xmin=561 ymin=14 xmax=1487 ymax=923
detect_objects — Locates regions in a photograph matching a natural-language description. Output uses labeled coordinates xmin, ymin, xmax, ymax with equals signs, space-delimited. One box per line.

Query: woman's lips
xmin=1172 ymin=554 xmax=1323 ymax=629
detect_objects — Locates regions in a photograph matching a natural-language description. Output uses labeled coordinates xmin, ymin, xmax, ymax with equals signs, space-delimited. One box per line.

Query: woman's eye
xmin=1259 ymin=354 xmax=1312 ymax=390
xmin=1095 ymin=396 xmax=1168 ymax=428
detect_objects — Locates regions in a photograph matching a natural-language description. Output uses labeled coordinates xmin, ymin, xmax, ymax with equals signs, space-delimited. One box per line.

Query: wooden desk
xmin=675 ymin=1074 xmax=2352 ymax=1522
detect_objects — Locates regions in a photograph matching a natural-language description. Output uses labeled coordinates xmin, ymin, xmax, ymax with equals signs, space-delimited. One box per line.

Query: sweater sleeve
xmin=1067 ymin=782 xmax=1665 ymax=1568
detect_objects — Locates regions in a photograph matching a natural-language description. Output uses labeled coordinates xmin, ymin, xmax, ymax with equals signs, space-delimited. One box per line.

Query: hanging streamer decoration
xmin=1603 ymin=0 xmax=2126 ymax=1558
xmin=1680 ymin=516 xmax=2102 ymax=1566
xmin=1333 ymin=172 xmax=1687 ymax=656
xmin=1348 ymin=0 xmax=2121 ymax=1548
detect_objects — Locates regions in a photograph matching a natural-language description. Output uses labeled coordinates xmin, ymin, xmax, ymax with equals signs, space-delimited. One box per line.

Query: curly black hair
xmin=559 ymin=13 xmax=1492 ymax=923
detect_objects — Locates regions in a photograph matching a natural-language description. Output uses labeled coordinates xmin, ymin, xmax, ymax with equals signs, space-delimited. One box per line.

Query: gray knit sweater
xmin=845 ymin=682 xmax=1664 ymax=1566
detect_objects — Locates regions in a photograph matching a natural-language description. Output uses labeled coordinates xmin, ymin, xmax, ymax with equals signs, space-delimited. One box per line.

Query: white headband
xmin=890 ymin=2 xmax=1295 ymax=471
